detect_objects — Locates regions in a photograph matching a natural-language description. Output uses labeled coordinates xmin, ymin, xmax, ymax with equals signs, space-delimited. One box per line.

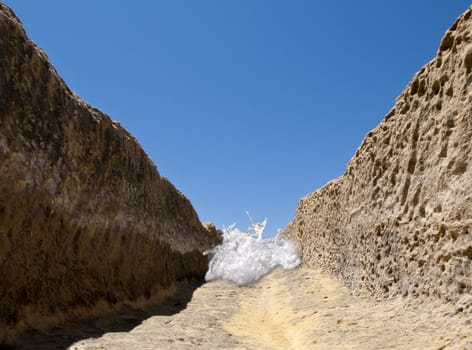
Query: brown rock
xmin=202 ymin=222 xmax=223 ymax=242
xmin=285 ymin=6 xmax=472 ymax=312
xmin=14 ymin=268 xmax=472 ymax=349
xmin=0 ymin=3 xmax=219 ymax=339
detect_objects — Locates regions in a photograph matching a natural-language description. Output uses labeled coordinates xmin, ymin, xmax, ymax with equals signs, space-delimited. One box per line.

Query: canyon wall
xmin=0 ymin=3 xmax=219 ymax=337
xmin=286 ymin=7 xmax=472 ymax=313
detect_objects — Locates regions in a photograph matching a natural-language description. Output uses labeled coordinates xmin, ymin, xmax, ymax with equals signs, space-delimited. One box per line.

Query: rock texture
xmin=0 ymin=3 xmax=219 ymax=339
xmin=11 ymin=268 xmax=472 ymax=349
xmin=285 ymin=7 xmax=472 ymax=312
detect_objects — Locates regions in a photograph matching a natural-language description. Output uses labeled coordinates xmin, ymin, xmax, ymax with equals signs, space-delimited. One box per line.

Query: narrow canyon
xmin=0 ymin=2 xmax=471 ymax=349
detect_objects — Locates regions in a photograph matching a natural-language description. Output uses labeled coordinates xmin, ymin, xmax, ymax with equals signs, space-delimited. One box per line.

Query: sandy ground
xmin=10 ymin=267 xmax=472 ymax=349
xmin=224 ymin=268 xmax=471 ymax=349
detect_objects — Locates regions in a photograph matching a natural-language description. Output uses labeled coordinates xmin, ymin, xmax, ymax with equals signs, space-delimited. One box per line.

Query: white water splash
xmin=205 ymin=214 xmax=302 ymax=285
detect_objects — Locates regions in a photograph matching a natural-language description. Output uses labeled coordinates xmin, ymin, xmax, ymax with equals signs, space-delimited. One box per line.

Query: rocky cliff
xmin=286 ymin=7 xmax=472 ymax=313
xmin=0 ymin=3 xmax=219 ymax=338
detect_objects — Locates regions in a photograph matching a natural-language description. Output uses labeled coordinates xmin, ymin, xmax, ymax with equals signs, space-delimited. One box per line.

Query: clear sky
xmin=5 ymin=1 xmax=470 ymax=236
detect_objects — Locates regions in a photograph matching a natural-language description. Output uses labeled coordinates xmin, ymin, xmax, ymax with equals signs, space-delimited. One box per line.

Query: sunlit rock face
xmin=285 ymin=7 xmax=472 ymax=313
xmin=0 ymin=3 xmax=220 ymax=337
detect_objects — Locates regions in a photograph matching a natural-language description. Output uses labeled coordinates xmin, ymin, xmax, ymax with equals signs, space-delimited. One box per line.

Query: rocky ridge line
xmin=285 ymin=6 xmax=472 ymax=313
xmin=0 ymin=3 xmax=219 ymax=339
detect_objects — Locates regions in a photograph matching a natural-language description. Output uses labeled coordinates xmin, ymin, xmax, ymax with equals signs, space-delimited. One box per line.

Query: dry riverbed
xmin=11 ymin=267 xmax=472 ymax=349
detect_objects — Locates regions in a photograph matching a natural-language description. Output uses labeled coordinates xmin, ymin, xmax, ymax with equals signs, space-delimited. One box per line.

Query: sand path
xmin=15 ymin=267 xmax=471 ymax=349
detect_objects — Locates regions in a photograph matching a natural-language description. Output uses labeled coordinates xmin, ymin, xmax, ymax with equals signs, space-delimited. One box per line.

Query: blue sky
xmin=5 ymin=1 xmax=470 ymax=236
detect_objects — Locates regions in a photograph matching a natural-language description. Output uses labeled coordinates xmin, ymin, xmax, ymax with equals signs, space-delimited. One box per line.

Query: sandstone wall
xmin=0 ymin=3 xmax=219 ymax=337
xmin=285 ymin=7 xmax=472 ymax=313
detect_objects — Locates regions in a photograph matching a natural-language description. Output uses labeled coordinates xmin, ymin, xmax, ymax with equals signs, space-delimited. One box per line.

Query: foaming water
xmin=205 ymin=215 xmax=302 ymax=285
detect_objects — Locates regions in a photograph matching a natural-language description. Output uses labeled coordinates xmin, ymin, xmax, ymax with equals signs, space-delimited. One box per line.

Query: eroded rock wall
xmin=285 ymin=7 xmax=472 ymax=312
xmin=0 ymin=3 xmax=219 ymax=336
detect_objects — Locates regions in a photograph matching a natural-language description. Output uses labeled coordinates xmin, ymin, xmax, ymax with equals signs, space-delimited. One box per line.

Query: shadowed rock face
xmin=286 ymin=7 xmax=472 ymax=312
xmin=0 ymin=3 xmax=219 ymax=337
